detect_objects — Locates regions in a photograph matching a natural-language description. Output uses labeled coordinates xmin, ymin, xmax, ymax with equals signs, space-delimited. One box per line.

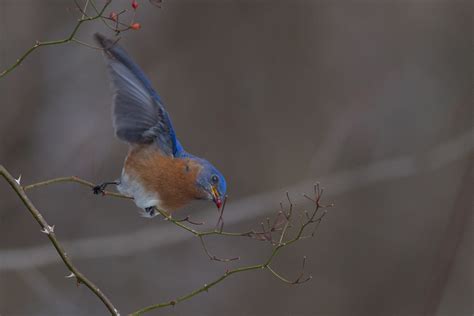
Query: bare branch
xmin=0 ymin=165 xmax=119 ymax=316
xmin=173 ymin=215 xmax=204 ymax=226
xmin=266 ymin=257 xmax=312 ymax=285
xmin=1 ymin=131 xmax=470 ymax=270
xmin=130 ymin=264 xmax=263 ymax=315
xmin=199 ymin=236 xmax=240 ymax=262
xmin=130 ymin=188 xmax=331 ymax=315
xmin=0 ymin=0 xmax=113 ymax=79
xmin=71 ymin=38 xmax=103 ymax=50
xmin=10 ymin=172 xmax=331 ymax=315
xmin=215 ymin=195 xmax=228 ymax=232
xmin=23 ymin=176 xmax=132 ymax=200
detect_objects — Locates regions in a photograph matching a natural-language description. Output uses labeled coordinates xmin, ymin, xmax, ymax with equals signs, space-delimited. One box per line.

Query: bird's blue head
xmin=195 ymin=159 xmax=227 ymax=209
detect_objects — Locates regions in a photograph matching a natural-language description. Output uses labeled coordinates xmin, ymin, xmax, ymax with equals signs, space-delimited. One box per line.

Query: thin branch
xmin=71 ymin=38 xmax=103 ymax=50
xmin=1 ymin=131 xmax=469 ymax=270
xmin=23 ymin=176 xmax=132 ymax=200
xmin=23 ymin=175 xmax=248 ymax=237
xmin=278 ymin=193 xmax=293 ymax=245
xmin=81 ymin=0 xmax=91 ymax=19
xmin=130 ymin=264 xmax=263 ymax=315
xmin=130 ymin=187 xmax=331 ymax=314
xmin=173 ymin=215 xmax=204 ymax=226
xmin=131 ymin=245 xmax=308 ymax=315
xmin=156 ymin=208 xmax=254 ymax=238
xmin=16 ymin=172 xmax=331 ymax=315
xmin=23 ymin=175 xmax=257 ymax=262
xmin=215 ymin=195 xmax=228 ymax=232
xmin=0 ymin=0 xmax=112 ymax=79
xmin=73 ymin=0 xmax=91 ymax=19
xmin=0 ymin=165 xmax=119 ymax=316
xmin=23 ymin=174 xmax=320 ymax=242
xmin=199 ymin=236 xmax=239 ymax=262
xmin=90 ymin=0 xmax=139 ymax=34
xmin=130 ymin=192 xmax=328 ymax=315
xmin=26 ymin=174 xmax=302 ymax=236
xmin=266 ymin=257 xmax=312 ymax=285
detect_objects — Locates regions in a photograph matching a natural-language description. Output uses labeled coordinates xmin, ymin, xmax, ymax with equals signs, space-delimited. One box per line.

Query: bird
xmin=92 ymin=33 xmax=226 ymax=218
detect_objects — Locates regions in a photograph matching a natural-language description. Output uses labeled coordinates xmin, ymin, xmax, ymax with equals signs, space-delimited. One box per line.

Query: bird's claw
xmin=92 ymin=184 xmax=106 ymax=195
xmin=144 ymin=206 xmax=156 ymax=217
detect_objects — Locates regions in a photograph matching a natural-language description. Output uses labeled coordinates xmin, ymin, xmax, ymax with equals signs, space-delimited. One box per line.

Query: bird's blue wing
xmin=95 ymin=33 xmax=182 ymax=156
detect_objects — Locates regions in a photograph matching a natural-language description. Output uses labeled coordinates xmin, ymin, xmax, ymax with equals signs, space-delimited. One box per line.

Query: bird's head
xmin=195 ymin=160 xmax=227 ymax=209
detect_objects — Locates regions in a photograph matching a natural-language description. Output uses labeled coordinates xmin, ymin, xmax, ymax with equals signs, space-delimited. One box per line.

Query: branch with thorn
xmin=0 ymin=165 xmax=119 ymax=316
xmin=3 ymin=166 xmax=332 ymax=315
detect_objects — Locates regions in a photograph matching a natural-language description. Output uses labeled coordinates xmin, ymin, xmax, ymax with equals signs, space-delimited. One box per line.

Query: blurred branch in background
xmin=0 ymin=165 xmax=119 ymax=316
xmin=2 ymin=128 xmax=471 ymax=270
xmin=18 ymin=268 xmax=81 ymax=315
xmin=0 ymin=1 xmax=470 ymax=314
xmin=0 ymin=0 xmax=152 ymax=79
xmin=423 ymin=161 xmax=473 ymax=315
xmin=1 ymin=127 xmax=470 ymax=313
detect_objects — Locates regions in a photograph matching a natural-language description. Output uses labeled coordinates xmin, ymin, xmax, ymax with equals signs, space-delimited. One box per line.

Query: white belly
xmin=117 ymin=170 xmax=162 ymax=217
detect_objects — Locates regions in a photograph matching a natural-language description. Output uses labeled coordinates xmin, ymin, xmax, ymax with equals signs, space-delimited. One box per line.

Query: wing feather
xmin=95 ymin=33 xmax=179 ymax=156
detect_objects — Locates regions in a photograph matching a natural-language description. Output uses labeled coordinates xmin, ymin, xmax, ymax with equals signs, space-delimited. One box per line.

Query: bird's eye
xmin=211 ymin=175 xmax=219 ymax=184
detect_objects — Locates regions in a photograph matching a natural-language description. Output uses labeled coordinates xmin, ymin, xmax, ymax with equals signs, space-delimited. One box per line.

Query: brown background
xmin=0 ymin=0 xmax=472 ymax=315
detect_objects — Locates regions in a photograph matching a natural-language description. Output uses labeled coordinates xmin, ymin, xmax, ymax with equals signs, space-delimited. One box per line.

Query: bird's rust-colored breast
xmin=124 ymin=145 xmax=204 ymax=211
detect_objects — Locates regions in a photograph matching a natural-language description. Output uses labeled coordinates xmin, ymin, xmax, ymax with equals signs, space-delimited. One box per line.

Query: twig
xmin=81 ymin=0 xmax=91 ymax=19
xmin=23 ymin=176 xmax=132 ymax=200
xmin=19 ymin=175 xmax=254 ymax=237
xmin=0 ymin=165 xmax=119 ymax=316
xmin=130 ymin=250 xmax=308 ymax=315
xmin=130 ymin=264 xmax=263 ymax=315
xmin=215 ymin=195 xmax=228 ymax=232
xmin=266 ymin=256 xmax=312 ymax=285
xmin=199 ymin=236 xmax=239 ymax=262
xmin=0 ymin=0 xmax=112 ymax=79
xmin=71 ymin=38 xmax=103 ymax=50
xmin=278 ymin=192 xmax=293 ymax=245
xmin=90 ymin=1 xmax=132 ymax=33
xmin=73 ymin=0 xmax=91 ymax=19
xmin=131 ymin=190 xmax=327 ymax=315
xmin=130 ymin=185 xmax=330 ymax=314
xmin=17 ymin=173 xmax=331 ymax=315
xmin=173 ymin=215 xmax=204 ymax=226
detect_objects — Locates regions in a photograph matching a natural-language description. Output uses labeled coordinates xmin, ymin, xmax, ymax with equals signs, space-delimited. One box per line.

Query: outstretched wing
xmin=94 ymin=33 xmax=180 ymax=156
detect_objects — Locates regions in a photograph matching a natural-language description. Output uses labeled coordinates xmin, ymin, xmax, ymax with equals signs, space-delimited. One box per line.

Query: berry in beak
xmin=211 ymin=186 xmax=222 ymax=209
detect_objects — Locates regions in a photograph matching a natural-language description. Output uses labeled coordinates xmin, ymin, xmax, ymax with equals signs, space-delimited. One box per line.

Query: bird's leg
xmin=92 ymin=181 xmax=120 ymax=195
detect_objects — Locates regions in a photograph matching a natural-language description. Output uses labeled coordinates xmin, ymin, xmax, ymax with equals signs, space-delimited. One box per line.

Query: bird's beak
xmin=211 ymin=185 xmax=222 ymax=209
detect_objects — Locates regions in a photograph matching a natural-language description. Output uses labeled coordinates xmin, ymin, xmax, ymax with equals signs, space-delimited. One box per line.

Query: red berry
xmin=109 ymin=11 xmax=118 ymax=22
xmin=130 ymin=22 xmax=141 ymax=30
xmin=131 ymin=0 xmax=139 ymax=10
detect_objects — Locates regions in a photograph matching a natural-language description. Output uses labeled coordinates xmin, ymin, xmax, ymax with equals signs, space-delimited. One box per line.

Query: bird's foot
xmin=92 ymin=181 xmax=119 ymax=195
xmin=92 ymin=184 xmax=107 ymax=195
xmin=141 ymin=206 xmax=158 ymax=218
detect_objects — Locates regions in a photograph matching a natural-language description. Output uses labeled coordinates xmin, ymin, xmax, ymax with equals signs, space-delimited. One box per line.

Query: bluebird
xmin=93 ymin=33 xmax=226 ymax=218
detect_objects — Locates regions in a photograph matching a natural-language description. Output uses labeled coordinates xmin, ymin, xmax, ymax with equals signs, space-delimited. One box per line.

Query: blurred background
xmin=0 ymin=0 xmax=472 ymax=315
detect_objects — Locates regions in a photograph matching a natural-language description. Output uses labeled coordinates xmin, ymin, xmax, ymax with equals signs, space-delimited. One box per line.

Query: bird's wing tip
xmin=93 ymin=32 xmax=106 ymax=46
xmin=93 ymin=33 xmax=118 ymax=51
